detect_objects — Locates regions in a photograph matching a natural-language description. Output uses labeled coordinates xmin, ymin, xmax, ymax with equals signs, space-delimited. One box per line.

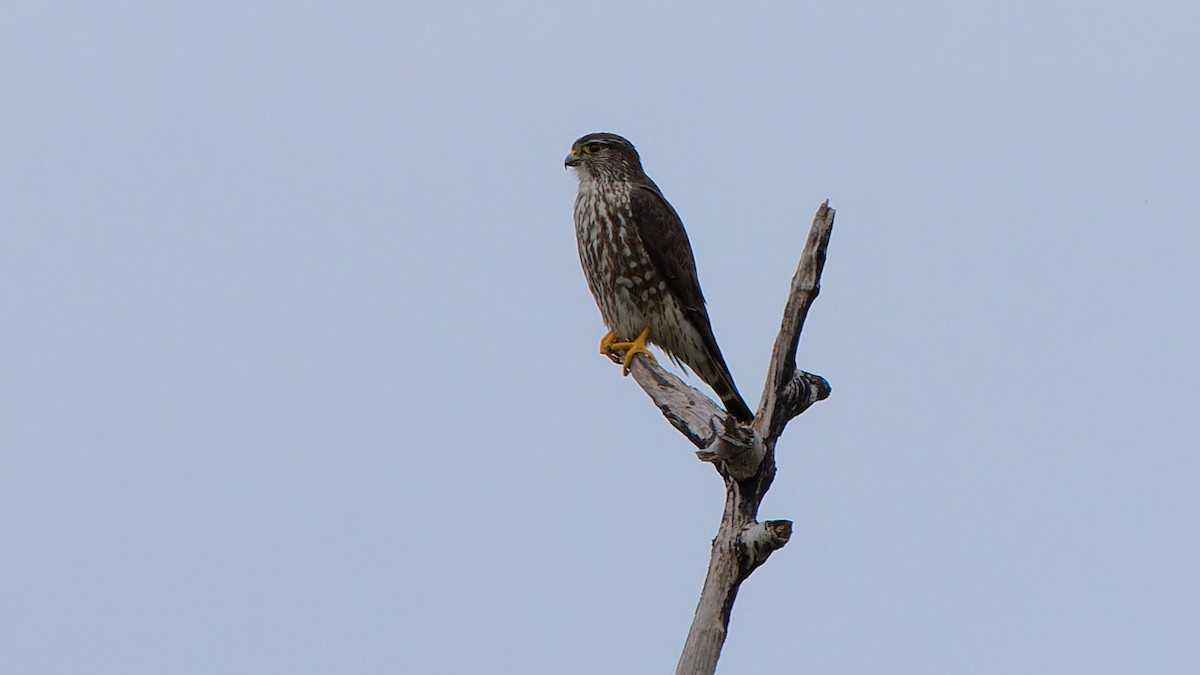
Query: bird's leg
xmin=606 ymin=326 xmax=657 ymax=376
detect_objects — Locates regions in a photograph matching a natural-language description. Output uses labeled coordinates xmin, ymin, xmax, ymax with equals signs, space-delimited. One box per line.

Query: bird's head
xmin=565 ymin=132 xmax=643 ymax=179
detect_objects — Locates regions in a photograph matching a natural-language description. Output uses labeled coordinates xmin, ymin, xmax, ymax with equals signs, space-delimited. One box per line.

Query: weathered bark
xmin=614 ymin=201 xmax=835 ymax=674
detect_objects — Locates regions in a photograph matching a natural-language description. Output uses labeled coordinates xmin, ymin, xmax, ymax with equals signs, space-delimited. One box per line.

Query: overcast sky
xmin=3 ymin=2 xmax=1198 ymax=673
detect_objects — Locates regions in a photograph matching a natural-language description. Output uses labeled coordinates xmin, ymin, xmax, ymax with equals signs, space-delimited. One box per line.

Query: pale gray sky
xmin=3 ymin=2 xmax=1198 ymax=673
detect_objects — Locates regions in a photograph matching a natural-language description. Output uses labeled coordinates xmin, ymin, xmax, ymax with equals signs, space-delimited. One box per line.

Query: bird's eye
xmin=585 ymin=142 xmax=601 ymax=154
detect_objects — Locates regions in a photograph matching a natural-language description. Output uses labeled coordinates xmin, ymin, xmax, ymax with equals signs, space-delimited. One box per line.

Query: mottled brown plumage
xmin=565 ymin=132 xmax=752 ymax=422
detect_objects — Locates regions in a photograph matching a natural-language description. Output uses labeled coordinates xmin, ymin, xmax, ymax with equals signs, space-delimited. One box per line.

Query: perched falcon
xmin=565 ymin=132 xmax=753 ymax=422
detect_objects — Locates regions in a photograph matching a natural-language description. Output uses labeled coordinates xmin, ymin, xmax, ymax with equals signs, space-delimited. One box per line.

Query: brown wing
xmin=628 ymin=183 xmax=753 ymax=421
xmin=628 ymin=184 xmax=727 ymax=357
xmin=628 ymin=184 xmax=708 ymax=313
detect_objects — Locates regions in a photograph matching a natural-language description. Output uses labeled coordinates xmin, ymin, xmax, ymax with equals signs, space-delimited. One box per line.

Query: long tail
xmin=706 ymin=363 xmax=753 ymax=422
xmin=683 ymin=308 xmax=753 ymax=422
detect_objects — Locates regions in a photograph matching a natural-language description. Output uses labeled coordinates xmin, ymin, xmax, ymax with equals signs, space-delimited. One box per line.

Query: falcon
xmin=565 ymin=132 xmax=753 ymax=422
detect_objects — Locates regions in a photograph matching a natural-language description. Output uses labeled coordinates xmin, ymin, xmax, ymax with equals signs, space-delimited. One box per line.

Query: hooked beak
xmin=564 ymin=151 xmax=581 ymax=168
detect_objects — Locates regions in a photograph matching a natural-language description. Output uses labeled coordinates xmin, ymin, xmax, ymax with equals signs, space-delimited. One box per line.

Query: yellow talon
xmin=606 ymin=326 xmax=656 ymax=376
xmin=599 ymin=331 xmax=617 ymax=355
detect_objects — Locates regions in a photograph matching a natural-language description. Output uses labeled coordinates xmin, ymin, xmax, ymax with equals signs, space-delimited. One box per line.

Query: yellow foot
xmin=606 ymin=327 xmax=657 ymax=376
xmin=599 ymin=331 xmax=617 ymax=356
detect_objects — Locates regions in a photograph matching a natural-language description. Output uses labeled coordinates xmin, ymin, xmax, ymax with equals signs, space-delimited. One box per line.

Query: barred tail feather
xmin=696 ymin=358 xmax=753 ymax=423
xmin=678 ymin=309 xmax=754 ymax=423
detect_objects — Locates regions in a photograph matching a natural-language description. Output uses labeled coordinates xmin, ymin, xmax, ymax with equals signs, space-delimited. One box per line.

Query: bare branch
xmin=622 ymin=357 xmax=766 ymax=478
xmin=773 ymin=370 xmax=832 ymax=438
xmin=740 ymin=519 xmax=793 ymax=573
xmin=756 ymin=201 xmax=836 ymax=440
xmin=603 ymin=202 xmax=836 ymax=675
xmin=623 ymin=356 xmax=724 ymax=448
xmin=701 ymin=414 xmax=765 ymax=481
xmin=676 ymin=479 xmax=747 ymax=675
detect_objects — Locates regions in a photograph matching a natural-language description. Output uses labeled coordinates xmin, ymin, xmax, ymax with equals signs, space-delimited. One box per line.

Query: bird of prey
xmin=565 ymin=132 xmax=753 ymax=422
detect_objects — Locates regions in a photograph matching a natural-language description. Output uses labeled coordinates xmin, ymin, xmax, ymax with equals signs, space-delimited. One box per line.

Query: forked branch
xmin=616 ymin=201 xmax=836 ymax=675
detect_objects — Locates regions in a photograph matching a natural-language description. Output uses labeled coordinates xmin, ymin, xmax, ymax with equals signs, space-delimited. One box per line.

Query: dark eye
xmin=585 ymin=142 xmax=602 ymax=154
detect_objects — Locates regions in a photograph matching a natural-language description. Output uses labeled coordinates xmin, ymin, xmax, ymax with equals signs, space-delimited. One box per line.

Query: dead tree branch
xmin=615 ymin=201 xmax=835 ymax=675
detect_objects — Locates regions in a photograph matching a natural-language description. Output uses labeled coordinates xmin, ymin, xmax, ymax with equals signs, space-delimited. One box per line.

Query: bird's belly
xmin=597 ymin=273 xmax=706 ymax=369
xmin=605 ymin=285 xmax=659 ymax=340
xmin=579 ymin=244 xmax=667 ymax=340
